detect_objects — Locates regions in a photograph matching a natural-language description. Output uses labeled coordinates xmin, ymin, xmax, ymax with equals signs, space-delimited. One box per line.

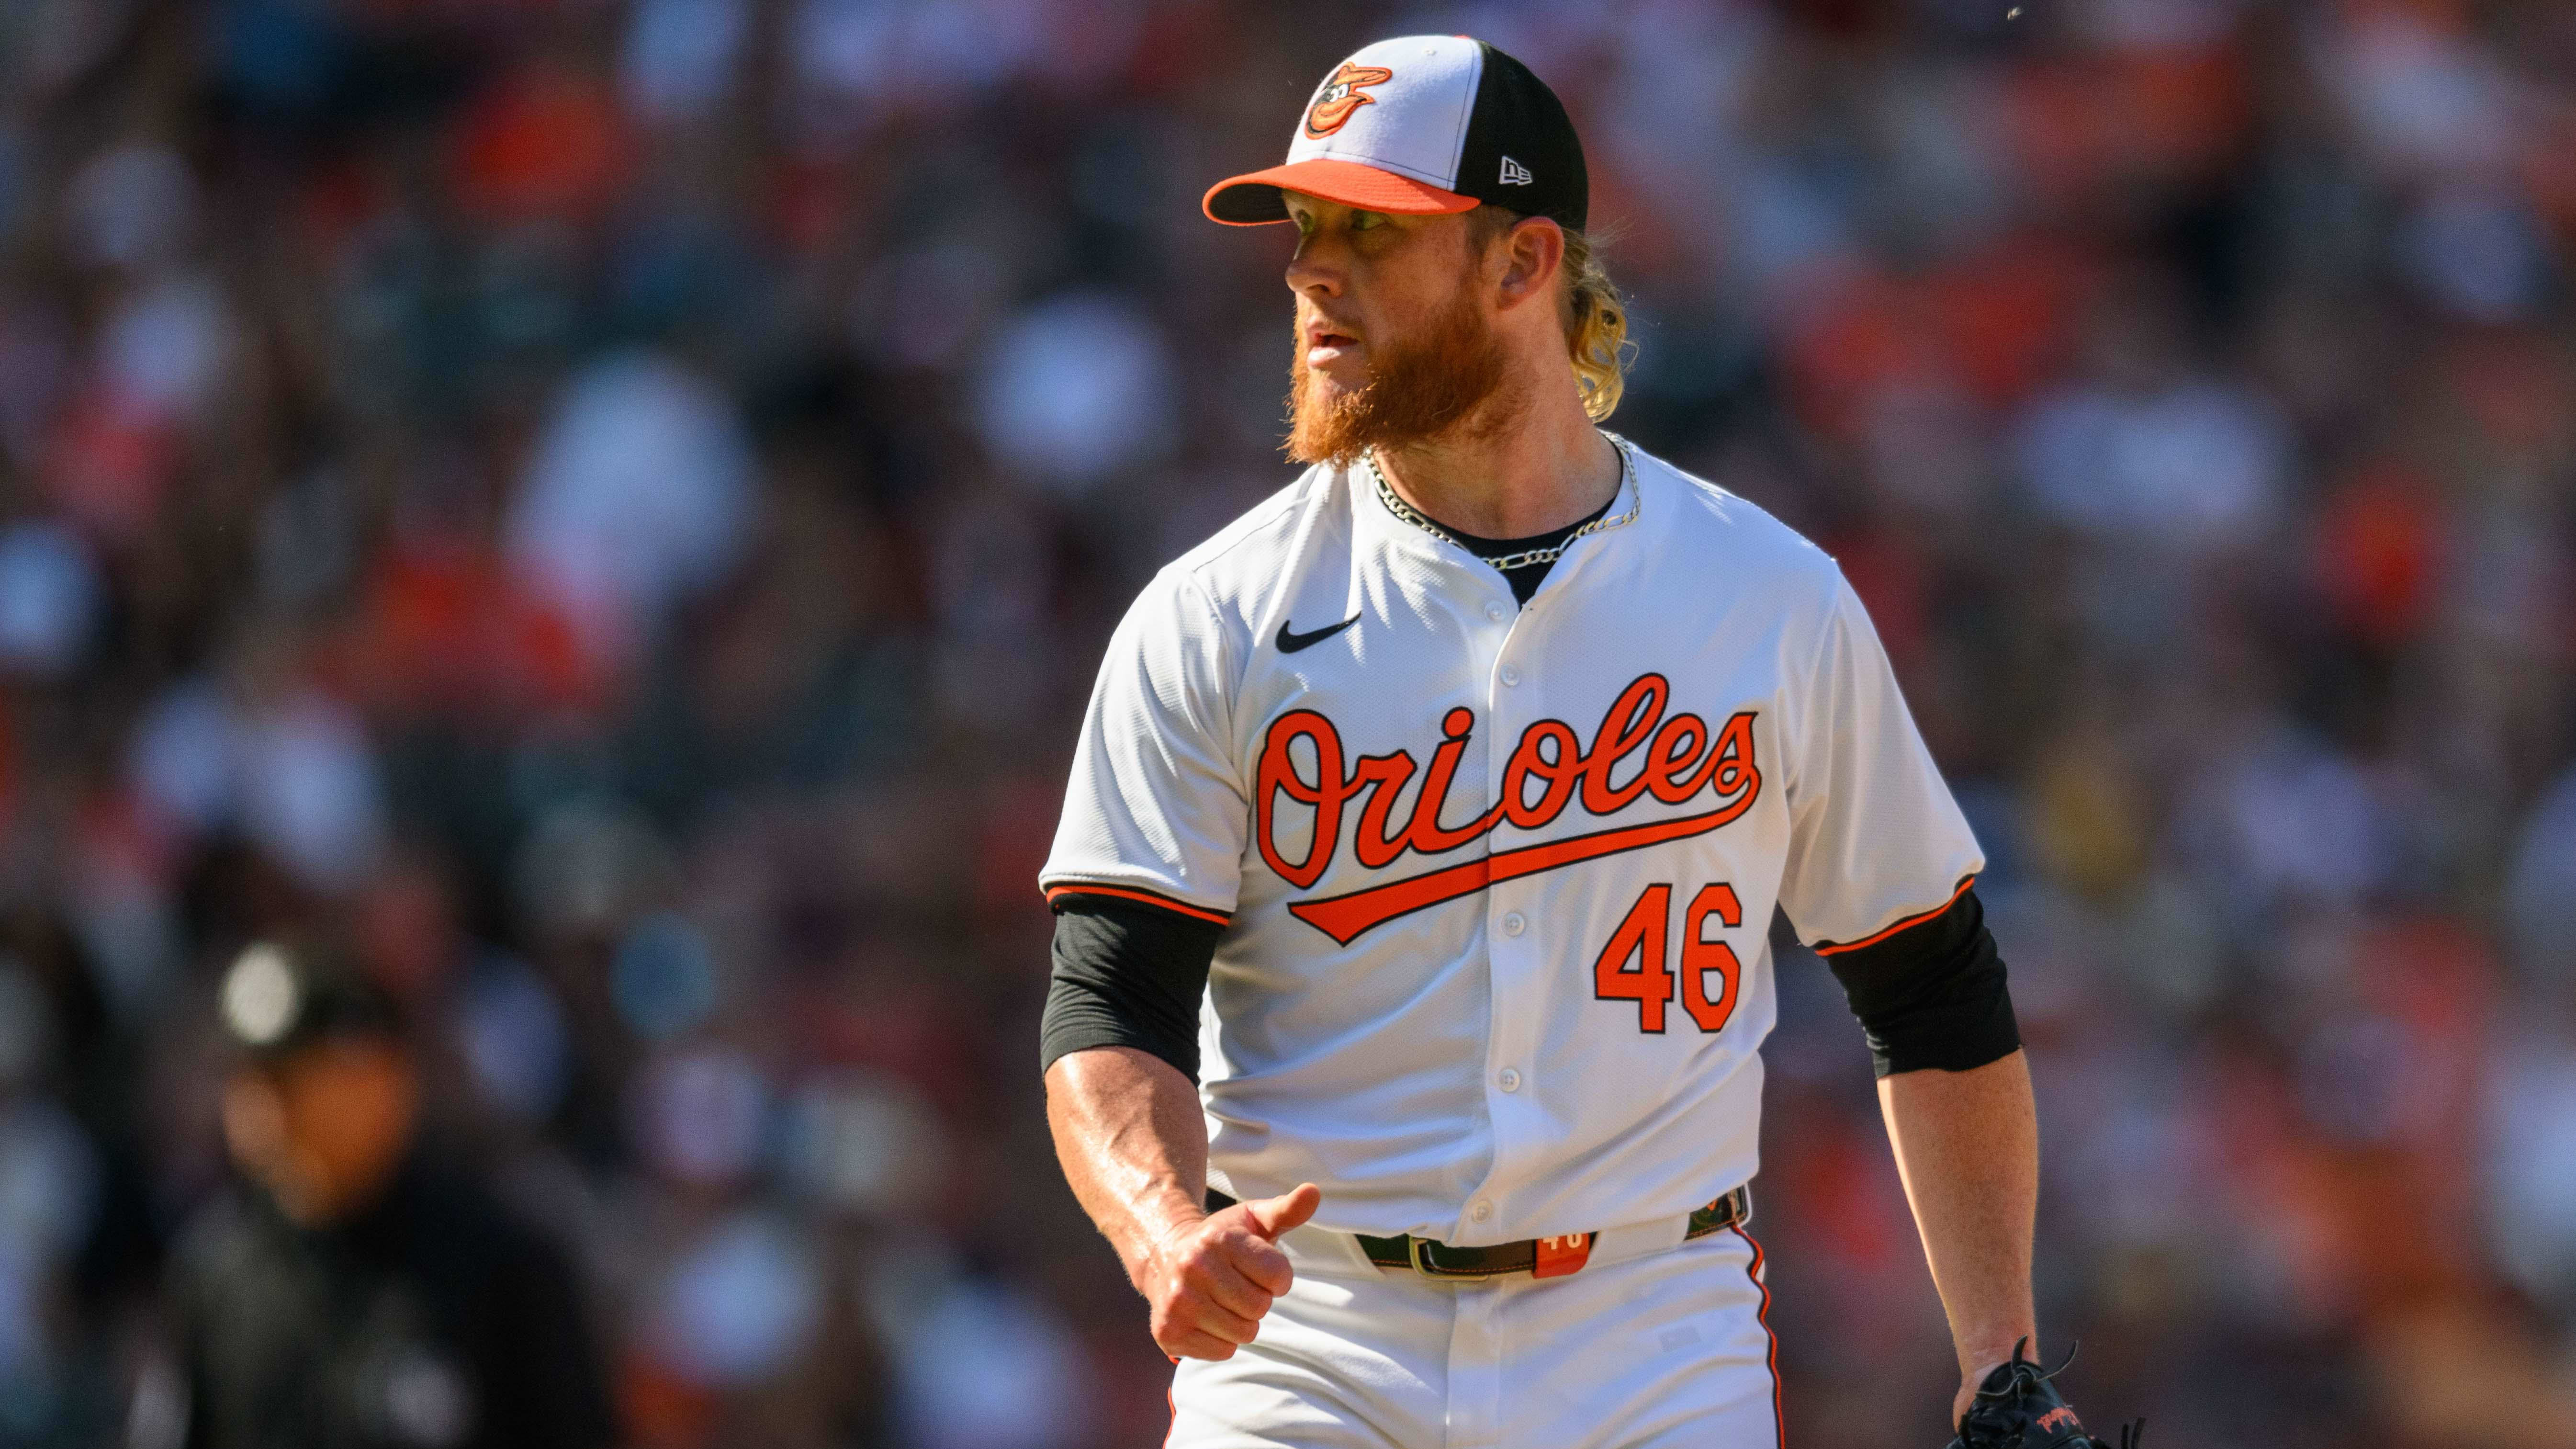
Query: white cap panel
xmin=1282 ymin=35 xmax=1483 ymax=191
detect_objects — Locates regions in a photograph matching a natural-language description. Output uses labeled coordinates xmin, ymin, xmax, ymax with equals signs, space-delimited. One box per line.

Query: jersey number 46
xmin=1592 ymin=883 xmax=1743 ymax=1034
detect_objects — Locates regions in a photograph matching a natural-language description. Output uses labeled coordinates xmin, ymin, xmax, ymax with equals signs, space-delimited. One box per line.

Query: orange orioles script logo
xmin=1304 ymin=63 xmax=1393 ymax=137
xmin=1257 ymin=674 xmax=1760 ymax=944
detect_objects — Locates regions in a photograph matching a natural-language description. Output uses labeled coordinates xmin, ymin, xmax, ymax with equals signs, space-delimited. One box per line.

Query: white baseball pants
xmin=1166 ymin=1218 xmax=1784 ymax=1449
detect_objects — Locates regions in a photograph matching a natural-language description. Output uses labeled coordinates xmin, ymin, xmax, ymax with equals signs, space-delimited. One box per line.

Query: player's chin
xmin=1299 ymin=348 xmax=1371 ymax=394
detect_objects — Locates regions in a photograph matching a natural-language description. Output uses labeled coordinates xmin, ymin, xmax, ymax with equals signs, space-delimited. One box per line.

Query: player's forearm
xmin=1045 ymin=1045 xmax=1211 ymax=1285
xmin=1878 ymin=1049 xmax=2039 ymax=1383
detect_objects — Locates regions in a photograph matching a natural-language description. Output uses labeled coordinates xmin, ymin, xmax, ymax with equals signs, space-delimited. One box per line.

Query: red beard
xmin=1284 ymin=283 xmax=1518 ymax=466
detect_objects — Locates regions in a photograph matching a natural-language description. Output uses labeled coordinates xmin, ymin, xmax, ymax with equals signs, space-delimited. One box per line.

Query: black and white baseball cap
xmin=1203 ymin=36 xmax=1587 ymax=233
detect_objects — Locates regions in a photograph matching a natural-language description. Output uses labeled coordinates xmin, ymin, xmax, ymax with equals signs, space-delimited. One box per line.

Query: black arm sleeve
xmin=1039 ymin=896 xmax=1223 ymax=1082
xmin=1822 ymin=885 xmax=2020 ymax=1078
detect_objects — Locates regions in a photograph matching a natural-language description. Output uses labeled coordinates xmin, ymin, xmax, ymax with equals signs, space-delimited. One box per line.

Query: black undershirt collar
xmin=1430 ymin=493 xmax=1617 ymax=605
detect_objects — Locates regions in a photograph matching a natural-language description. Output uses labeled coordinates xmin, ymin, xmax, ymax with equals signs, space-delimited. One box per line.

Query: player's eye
xmin=1350 ymin=211 xmax=1385 ymax=231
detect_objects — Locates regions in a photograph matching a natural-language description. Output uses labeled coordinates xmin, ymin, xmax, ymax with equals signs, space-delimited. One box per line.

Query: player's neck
xmin=1371 ymin=376 xmax=1619 ymax=540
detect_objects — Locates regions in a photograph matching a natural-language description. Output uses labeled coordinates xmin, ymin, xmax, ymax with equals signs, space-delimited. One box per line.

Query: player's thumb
xmin=1243 ymin=1182 xmax=1322 ymax=1241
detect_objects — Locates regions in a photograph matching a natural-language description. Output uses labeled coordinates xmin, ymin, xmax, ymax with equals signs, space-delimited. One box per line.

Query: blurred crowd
xmin=0 ymin=0 xmax=2572 ymax=1445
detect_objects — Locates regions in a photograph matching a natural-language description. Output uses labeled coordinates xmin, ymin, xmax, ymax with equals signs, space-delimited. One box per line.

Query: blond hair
xmin=1470 ymin=206 xmax=1633 ymax=421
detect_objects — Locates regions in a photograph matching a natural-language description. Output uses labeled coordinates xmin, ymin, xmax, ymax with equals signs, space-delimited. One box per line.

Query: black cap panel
xmin=1451 ymin=42 xmax=1588 ymax=231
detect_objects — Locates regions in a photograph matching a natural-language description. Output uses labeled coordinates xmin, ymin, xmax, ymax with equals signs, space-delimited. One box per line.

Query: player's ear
xmin=1492 ymin=215 xmax=1565 ymax=313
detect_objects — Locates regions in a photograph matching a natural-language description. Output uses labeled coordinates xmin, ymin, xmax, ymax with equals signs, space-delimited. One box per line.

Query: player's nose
xmin=1284 ymin=238 xmax=1344 ymax=300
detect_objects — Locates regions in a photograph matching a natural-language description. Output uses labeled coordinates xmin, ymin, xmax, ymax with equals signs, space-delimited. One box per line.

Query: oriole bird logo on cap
xmin=1304 ymin=62 xmax=1393 ymax=137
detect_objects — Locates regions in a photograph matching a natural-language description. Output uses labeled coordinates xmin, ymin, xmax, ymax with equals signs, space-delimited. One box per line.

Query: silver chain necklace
xmin=1365 ymin=433 xmax=1641 ymax=571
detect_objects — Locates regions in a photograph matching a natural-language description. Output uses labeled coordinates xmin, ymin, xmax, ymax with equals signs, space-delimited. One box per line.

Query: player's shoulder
xmin=1630 ymin=442 xmax=1846 ymax=602
xmin=1169 ymin=464 xmax=1342 ymax=577
xmin=1135 ymin=463 xmax=1347 ymax=609
xmin=1104 ymin=464 xmax=1343 ymax=654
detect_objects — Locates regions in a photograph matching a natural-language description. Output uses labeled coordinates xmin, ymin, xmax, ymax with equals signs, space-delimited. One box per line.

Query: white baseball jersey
xmin=1041 ymin=436 xmax=1981 ymax=1246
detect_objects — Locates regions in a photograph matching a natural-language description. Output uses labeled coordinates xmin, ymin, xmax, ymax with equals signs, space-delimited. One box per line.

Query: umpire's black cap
xmin=218 ymin=940 xmax=402 ymax=1060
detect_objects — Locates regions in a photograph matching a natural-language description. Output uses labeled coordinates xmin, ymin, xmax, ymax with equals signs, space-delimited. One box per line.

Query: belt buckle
xmin=1683 ymin=1184 xmax=1754 ymax=1241
xmin=1408 ymin=1237 xmax=1493 ymax=1280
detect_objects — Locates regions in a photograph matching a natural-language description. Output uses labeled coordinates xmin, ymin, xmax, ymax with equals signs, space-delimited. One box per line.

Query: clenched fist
xmin=1133 ymin=1183 xmax=1322 ymax=1360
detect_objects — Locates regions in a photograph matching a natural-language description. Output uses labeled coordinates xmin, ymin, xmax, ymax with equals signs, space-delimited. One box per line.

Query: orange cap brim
xmin=1203 ymin=158 xmax=1481 ymax=226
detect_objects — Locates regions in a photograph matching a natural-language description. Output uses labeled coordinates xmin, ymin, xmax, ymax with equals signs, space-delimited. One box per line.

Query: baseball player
xmin=1039 ymin=36 xmax=2132 ymax=1449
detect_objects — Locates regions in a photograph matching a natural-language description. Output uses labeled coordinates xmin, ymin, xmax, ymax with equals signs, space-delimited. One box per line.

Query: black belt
xmin=1204 ymin=1184 xmax=1751 ymax=1280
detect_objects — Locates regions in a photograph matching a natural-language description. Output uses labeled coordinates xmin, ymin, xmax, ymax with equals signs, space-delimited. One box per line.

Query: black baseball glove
xmin=1948 ymin=1339 xmax=2141 ymax=1449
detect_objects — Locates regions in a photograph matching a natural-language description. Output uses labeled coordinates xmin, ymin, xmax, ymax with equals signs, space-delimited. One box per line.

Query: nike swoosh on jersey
xmin=1285 ymin=792 xmax=1760 ymax=944
xmin=1275 ymin=614 xmax=1361 ymax=654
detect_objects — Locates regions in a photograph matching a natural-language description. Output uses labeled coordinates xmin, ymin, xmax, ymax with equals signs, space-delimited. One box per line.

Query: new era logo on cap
xmin=1203 ymin=36 xmax=1588 ymax=232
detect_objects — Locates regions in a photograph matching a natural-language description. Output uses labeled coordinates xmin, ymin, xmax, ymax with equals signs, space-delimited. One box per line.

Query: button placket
xmin=1459 ymin=587 xmax=1518 ymax=1234
xmin=1479 ymin=615 xmax=1547 ymax=1238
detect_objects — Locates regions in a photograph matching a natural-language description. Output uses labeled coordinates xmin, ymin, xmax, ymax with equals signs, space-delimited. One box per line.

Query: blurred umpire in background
xmin=164 ymin=941 xmax=616 ymax=1449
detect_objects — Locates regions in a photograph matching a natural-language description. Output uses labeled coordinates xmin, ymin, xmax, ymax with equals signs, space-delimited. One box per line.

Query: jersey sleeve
xmin=1776 ymin=572 xmax=1985 ymax=954
xmin=1040 ymin=568 xmax=1246 ymax=925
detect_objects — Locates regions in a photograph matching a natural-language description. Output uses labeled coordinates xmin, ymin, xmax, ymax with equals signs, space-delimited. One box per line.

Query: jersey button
xmin=1499 ymin=665 xmax=1521 ymax=686
xmin=1485 ymin=602 xmax=1507 ymax=622
xmin=1471 ymin=1200 xmax=1493 ymax=1223
xmin=1498 ymin=1067 xmax=1521 ymax=1092
xmin=1502 ymin=912 xmax=1525 ymax=936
